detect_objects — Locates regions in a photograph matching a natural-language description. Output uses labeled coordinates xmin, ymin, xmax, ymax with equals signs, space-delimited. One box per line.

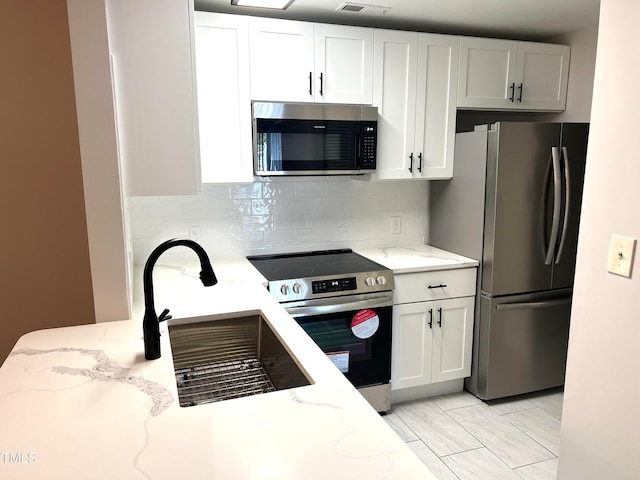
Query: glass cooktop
xmin=246 ymin=249 xmax=388 ymax=281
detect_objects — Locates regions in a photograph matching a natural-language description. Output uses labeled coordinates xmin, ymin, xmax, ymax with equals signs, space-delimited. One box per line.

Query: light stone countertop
xmin=355 ymin=245 xmax=479 ymax=274
xmin=0 ymin=269 xmax=436 ymax=479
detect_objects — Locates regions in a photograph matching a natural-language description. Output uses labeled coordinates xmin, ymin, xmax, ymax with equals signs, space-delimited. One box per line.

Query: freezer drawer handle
xmin=496 ymin=297 xmax=571 ymax=311
xmin=437 ymin=307 xmax=443 ymax=327
xmin=427 ymin=284 xmax=447 ymax=289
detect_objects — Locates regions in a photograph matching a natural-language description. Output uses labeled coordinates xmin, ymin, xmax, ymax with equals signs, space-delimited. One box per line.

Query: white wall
xmin=128 ymin=177 xmax=429 ymax=265
xmin=558 ymin=1 xmax=640 ymax=479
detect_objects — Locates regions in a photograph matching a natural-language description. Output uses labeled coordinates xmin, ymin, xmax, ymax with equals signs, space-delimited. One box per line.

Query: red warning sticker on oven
xmin=351 ymin=309 xmax=380 ymax=339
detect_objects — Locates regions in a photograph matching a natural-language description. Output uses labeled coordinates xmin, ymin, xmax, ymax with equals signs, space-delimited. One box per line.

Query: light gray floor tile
xmin=503 ymin=407 xmax=561 ymax=455
xmin=486 ymin=397 xmax=538 ymax=416
xmin=528 ymin=392 xmax=564 ymax=420
xmin=432 ymin=391 xmax=483 ymax=412
xmin=407 ymin=441 xmax=460 ymax=480
xmin=442 ymin=448 xmax=522 ymax=480
xmin=394 ymin=399 xmax=483 ymax=457
xmin=514 ymin=458 xmax=558 ymax=480
xmin=447 ymin=404 xmax=555 ymax=468
xmin=383 ymin=411 xmax=419 ymax=442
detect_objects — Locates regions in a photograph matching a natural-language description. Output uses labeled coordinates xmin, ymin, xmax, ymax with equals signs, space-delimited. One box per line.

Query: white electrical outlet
xmin=189 ymin=226 xmax=202 ymax=244
xmin=607 ymin=234 xmax=636 ymax=278
xmin=391 ymin=216 xmax=401 ymax=234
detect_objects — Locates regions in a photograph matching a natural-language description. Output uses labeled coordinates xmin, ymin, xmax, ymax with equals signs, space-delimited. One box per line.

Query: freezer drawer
xmin=477 ymin=290 xmax=571 ymax=400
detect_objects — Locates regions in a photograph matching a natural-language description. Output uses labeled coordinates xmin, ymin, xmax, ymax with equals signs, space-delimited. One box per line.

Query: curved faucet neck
xmin=143 ymin=239 xmax=217 ymax=360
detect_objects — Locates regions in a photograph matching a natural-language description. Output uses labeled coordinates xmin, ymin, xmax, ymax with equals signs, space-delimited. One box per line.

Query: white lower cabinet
xmin=391 ymin=268 xmax=475 ymax=392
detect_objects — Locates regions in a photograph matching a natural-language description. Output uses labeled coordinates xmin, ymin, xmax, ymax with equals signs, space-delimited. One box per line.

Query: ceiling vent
xmin=336 ymin=3 xmax=390 ymax=15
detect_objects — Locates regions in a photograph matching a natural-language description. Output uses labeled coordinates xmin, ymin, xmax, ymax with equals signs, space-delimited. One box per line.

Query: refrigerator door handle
xmin=555 ymin=146 xmax=572 ymax=264
xmin=545 ymin=147 xmax=562 ymax=265
xmin=496 ymin=296 xmax=571 ymax=311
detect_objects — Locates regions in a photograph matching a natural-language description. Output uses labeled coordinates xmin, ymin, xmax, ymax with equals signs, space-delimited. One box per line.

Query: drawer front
xmin=394 ymin=268 xmax=477 ymax=304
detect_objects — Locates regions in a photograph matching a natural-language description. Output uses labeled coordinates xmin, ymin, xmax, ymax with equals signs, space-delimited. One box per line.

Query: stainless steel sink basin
xmin=168 ymin=313 xmax=311 ymax=407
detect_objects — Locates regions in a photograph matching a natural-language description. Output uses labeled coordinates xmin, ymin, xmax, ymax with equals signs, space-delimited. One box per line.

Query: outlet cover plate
xmin=607 ymin=235 xmax=636 ymax=278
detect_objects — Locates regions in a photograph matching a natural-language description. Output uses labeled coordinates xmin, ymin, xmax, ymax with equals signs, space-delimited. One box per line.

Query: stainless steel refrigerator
xmin=430 ymin=122 xmax=589 ymax=400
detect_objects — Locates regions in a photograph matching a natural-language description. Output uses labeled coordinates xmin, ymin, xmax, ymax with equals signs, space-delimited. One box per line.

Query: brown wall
xmin=0 ymin=0 xmax=95 ymax=362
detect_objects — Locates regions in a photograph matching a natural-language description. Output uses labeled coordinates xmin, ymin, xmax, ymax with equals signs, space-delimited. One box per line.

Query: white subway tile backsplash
xmin=128 ymin=177 xmax=429 ymax=264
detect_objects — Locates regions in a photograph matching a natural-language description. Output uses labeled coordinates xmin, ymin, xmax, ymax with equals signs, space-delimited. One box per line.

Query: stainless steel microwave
xmin=252 ymin=102 xmax=378 ymax=176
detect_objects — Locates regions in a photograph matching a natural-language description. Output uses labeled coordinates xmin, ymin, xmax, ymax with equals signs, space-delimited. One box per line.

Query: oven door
xmin=284 ymin=292 xmax=393 ymax=388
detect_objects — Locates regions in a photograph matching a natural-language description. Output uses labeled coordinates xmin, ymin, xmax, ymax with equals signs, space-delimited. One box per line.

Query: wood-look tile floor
xmin=385 ymin=388 xmax=563 ymax=480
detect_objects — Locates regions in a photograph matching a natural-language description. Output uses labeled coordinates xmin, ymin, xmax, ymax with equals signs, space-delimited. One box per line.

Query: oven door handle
xmin=285 ymin=293 xmax=393 ymax=318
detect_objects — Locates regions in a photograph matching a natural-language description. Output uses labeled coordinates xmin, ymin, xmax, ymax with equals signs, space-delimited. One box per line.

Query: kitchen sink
xmin=168 ymin=313 xmax=311 ymax=407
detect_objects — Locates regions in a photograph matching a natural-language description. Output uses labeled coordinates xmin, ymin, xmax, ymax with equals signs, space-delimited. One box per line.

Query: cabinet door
xmin=249 ymin=18 xmax=314 ymax=102
xmin=391 ymin=302 xmax=433 ymax=389
xmin=514 ymin=42 xmax=570 ymax=111
xmin=370 ymin=29 xmax=418 ymax=180
xmin=194 ymin=13 xmax=253 ymax=183
xmin=314 ymin=24 xmax=373 ymax=104
xmin=414 ymin=34 xmax=459 ymax=179
xmin=431 ymin=297 xmax=474 ymax=383
xmin=109 ymin=0 xmax=200 ymax=195
xmin=457 ymin=37 xmax=518 ymax=110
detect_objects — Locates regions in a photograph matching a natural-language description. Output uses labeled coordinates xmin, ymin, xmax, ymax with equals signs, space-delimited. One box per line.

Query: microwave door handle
xmin=355 ymin=132 xmax=362 ymax=167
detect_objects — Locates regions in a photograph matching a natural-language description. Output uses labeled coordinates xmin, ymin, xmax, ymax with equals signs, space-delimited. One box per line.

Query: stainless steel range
xmin=247 ymin=249 xmax=394 ymax=413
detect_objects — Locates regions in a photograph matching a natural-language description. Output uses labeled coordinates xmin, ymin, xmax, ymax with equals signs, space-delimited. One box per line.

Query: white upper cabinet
xmin=249 ymin=18 xmax=373 ymax=104
xmin=458 ymin=37 xmax=570 ymax=111
xmin=194 ymin=13 xmax=253 ymax=183
xmin=369 ymin=30 xmax=458 ymax=180
xmin=107 ymin=0 xmax=201 ymax=196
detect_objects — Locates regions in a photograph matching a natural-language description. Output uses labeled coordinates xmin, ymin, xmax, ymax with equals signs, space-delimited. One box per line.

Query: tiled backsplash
xmin=127 ymin=177 xmax=429 ymax=265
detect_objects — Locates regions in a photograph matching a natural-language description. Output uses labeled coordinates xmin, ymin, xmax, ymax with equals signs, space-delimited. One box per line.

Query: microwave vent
xmin=336 ymin=3 xmax=390 ymax=15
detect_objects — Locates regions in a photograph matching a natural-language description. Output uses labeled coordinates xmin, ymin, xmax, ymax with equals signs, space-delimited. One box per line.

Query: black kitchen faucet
xmin=142 ymin=239 xmax=217 ymax=360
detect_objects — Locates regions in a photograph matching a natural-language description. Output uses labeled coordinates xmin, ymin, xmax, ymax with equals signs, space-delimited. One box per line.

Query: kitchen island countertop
xmin=0 ymin=279 xmax=436 ymax=479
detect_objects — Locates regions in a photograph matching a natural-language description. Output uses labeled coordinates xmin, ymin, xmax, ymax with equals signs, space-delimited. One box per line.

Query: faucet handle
xmin=158 ymin=308 xmax=172 ymax=322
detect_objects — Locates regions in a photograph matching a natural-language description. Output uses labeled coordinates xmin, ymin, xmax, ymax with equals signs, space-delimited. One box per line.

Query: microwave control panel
xmin=359 ymin=123 xmax=377 ymax=169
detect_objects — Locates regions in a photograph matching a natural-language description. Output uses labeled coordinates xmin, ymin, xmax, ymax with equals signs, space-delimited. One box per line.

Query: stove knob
xmin=292 ymin=283 xmax=301 ymax=294
xmin=280 ymin=284 xmax=290 ymax=296
xmin=365 ymin=276 xmax=375 ymax=287
xmin=376 ymin=276 xmax=387 ymax=286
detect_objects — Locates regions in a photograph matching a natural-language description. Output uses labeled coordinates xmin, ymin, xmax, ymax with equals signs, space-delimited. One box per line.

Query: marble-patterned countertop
xmin=356 ymin=245 xmax=479 ymax=274
xmin=0 ymin=278 xmax=436 ymax=479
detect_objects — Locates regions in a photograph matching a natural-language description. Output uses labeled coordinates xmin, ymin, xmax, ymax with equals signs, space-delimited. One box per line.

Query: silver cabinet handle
xmin=545 ymin=147 xmax=562 ymax=265
xmin=556 ymin=146 xmax=571 ymax=264
xmin=496 ymin=296 xmax=571 ymax=311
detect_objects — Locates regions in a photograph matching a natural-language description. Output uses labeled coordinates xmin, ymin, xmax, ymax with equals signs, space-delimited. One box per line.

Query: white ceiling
xmin=195 ymin=0 xmax=601 ymax=40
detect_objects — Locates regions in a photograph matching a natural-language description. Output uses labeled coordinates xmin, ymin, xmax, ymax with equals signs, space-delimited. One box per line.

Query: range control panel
xmin=312 ymin=277 xmax=357 ymax=294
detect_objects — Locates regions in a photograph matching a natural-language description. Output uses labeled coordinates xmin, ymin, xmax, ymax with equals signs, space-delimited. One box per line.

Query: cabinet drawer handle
xmin=437 ymin=307 xmax=443 ymax=327
xmin=517 ymin=83 xmax=523 ymax=102
xmin=409 ymin=153 xmax=414 ymax=173
xmin=308 ymin=72 xmax=312 ymax=96
xmin=509 ymin=82 xmax=515 ymax=102
xmin=427 ymin=284 xmax=447 ymax=289
xmin=428 ymin=308 xmax=433 ymax=329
